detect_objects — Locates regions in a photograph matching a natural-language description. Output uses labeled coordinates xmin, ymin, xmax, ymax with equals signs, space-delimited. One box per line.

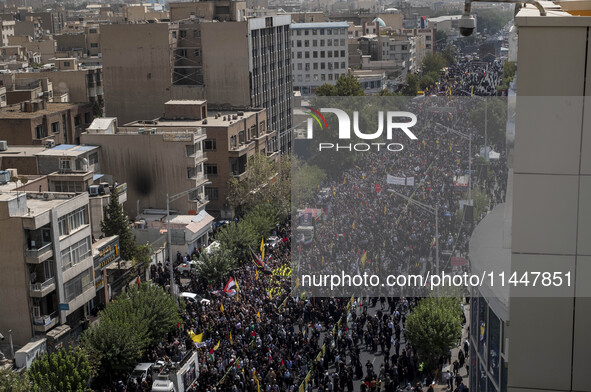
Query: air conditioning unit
xmin=45 ymin=139 xmax=55 ymax=148
xmin=0 ymin=140 xmax=7 ymax=151
xmin=0 ymin=171 xmax=10 ymax=184
xmin=150 ymin=128 xmax=157 ymax=134
xmin=42 ymin=192 xmax=54 ymax=200
xmin=137 ymin=128 xmax=145 ymax=134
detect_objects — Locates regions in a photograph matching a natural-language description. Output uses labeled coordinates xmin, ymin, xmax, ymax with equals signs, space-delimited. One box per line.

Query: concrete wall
xmin=80 ymin=132 xmax=198 ymax=217
xmin=16 ymin=70 xmax=89 ymax=103
xmin=0 ymin=212 xmax=32 ymax=347
xmin=201 ymin=21 xmax=250 ymax=107
xmin=509 ymin=13 xmax=591 ymax=392
xmin=101 ymin=23 xmax=171 ymax=124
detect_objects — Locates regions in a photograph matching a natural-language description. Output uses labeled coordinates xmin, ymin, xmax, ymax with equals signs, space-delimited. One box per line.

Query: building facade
xmin=290 ymin=22 xmax=349 ymax=95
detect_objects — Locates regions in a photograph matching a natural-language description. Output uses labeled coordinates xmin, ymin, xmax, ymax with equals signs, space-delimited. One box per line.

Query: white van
xmin=151 ymin=380 xmax=176 ymax=392
xmin=129 ymin=363 xmax=153 ymax=384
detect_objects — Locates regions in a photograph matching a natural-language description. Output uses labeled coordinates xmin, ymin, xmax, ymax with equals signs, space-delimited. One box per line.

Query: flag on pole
xmin=257 ymin=311 xmax=261 ymax=322
xmin=213 ymin=340 xmax=221 ymax=351
xmin=220 ymin=303 xmax=225 ymax=313
xmin=223 ymin=277 xmax=237 ymax=296
xmin=235 ymin=278 xmax=240 ymax=302
xmin=260 ymin=237 xmax=265 ymax=260
xmin=189 ymin=330 xmax=203 ymax=343
xmin=360 ymin=251 xmax=367 ymax=268
xmin=230 ymin=332 xmax=233 ymax=345
xmin=255 ymin=269 xmax=259 ymax=280
xmin=254 ymin=371 xmax=261 ymax=392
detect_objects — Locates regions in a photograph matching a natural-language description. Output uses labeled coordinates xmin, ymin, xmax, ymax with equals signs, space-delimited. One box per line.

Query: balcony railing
xmin=33 ymin=311 xmax=58 ymax=326
xmin=25 ymin=243 xmax=53 ymax=262
xmin=30 ymin=277 xmax=56 ymax=292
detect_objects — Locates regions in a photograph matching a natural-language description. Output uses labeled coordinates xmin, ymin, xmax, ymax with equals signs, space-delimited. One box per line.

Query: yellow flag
xmin=257 ymin=311 xmax=261 ymax=322
xmin=360 ymin=251 xmax=367 ymax=267
xmin=260 ymin=237 xmax=265 ymax=260
xmin=343 ymin=177 xmax=346 ymax=185
xmin=269 ymin=291 xmax=273 ymax=300
xmin=214 ymin=340 xmax=220 ymax=351
xmin=254 ymin=372 xmax=261 ymax=392
xmin=352 ymin=221 xmax=355 ymax=229
xmin=235 ymin=278 xmax=240 ymax=302
xmin=230 ymin=332 xmax=233 ymax=345
xmin=189 ymin=330 xmax=203 ymax=343
xmin=321 ymin=256 xmax=324 ymax=266
xmin=220 ymin=303 xmax=225 ymax=313
xmin=384 ymin=206 xmax=387 ymax=214
xmin=255 ymin=269 xmax=259 ymax=280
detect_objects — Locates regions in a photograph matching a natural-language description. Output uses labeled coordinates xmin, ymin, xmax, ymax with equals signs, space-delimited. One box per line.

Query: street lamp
xmin=460 ymin=90 xmax=489 ymax=163
xmin=387 ymin=189 xmax=439 ymax=296
xmin=435 ymin=123 xmax=473 ymax=205
xmin=166 ymin=186 xmax=208 ymax=299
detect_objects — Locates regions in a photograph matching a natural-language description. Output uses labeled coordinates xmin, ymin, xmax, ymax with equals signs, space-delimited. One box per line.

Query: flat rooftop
xmin=36 ymin=144 xmax=99 ymax=157
xmin=290 ymin=22 xmax=350 ymax=29
xmin=0 ymin=103 xmax=86 ymax=119
xmin=0 ymin=145 xmax=47 ymax=157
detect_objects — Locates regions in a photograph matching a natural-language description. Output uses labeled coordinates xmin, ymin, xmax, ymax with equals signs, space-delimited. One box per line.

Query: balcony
xmin=25 ymin=243 xmax=54 ymax=264
xmin=30 ymin=277 xmax=56 ymax=297
xmin=32 ymin=311 xmax=59 ymax=332
xmin=232 ymin=171 xmax=248 ymax=181
xmin=228 ymin=141 xmax=255 ymax=157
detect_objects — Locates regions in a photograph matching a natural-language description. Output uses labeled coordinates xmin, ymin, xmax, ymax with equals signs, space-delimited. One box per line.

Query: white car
xmin=180 ymin=292 xmax=211 ymax=306
xmin=265 ymin=236 xmax=282 ymax=248
xmin=176 ymin=260 xmax=197 ymax=277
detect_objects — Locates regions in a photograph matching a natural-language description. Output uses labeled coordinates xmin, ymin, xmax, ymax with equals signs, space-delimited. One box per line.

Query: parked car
xmin=128 ymin=362 xmax=153 ymax=385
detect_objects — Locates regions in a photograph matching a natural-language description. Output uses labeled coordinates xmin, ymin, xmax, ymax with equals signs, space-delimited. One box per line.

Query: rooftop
xmin=515 ymin=0 xmax=591 ymax=25
xmin=0 ymin=102 xmax=85 ymax=119
xmin=36 ymin=144 xmax=99 ymax=157
xmin=427 ymin=15 xmax=463 ymax=23
xmin=290 ymin=22 xmax=350 ymax=29
xmin=0 ymin=145 xmax=47 ymax=157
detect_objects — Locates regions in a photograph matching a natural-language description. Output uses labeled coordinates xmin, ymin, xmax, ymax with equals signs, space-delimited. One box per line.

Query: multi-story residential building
xmin=114 ymin=100 xmax=274 ymax=218
xmin=0 ymin=100 xmax=93 ymax=146
xmin=102 ymin=2 xmax=292 ymax=152
xmin=0 ymin=191 xmax=102 ymax=347
xmin=1 ymin=19 xmax=15 ymax=46
xmin=427 ymin=15 xmax=472 ymax=41
xmin=81 ymin=102 xmax=209 ymax=219
xmin=290 ymin=22 xmax=349 ymax=95
xmin=54 ymin=24 xmax=100 ymax=58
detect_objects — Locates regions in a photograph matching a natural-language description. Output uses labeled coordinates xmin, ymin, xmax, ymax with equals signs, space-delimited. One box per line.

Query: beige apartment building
xmin=101 ymin=2 xmax=291 ymax=152
xmin=0 ymin=191 xmax=97 ymax=347
xmin=81 ymin=104 xmax=209 ymax=219
xmin=0 ymin=100 xmax=93 ymax=146
xmin=117 ymin=100 xmax=274 ymax=218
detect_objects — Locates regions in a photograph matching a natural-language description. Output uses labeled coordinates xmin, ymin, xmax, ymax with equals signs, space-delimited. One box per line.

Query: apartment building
xmin=102 ymin=2 xmax=292 ymax=152
xmin=0 ymin=191 xmax=99 ymax=347
xmin=81 ymin=104 xmax=209 ymax=219
xmin=0 ymin=100 xmax=93 ymax=146
xmin=113 ymin=100 xmax=273 ymax=218
xmin=1 ymin=19 xmax=15 ymax=47
xmin=290 ymin=22 xmax=349 ymax=95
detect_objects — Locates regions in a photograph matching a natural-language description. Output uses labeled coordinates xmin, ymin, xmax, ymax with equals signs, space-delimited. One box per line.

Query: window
xmin=312 ymin=29 xmax=317 ymax=35
xmin=61 ymin=237 xmax=91 ymax=271
xmin=305 ymin=52 xmax=310 ymax=59
xmin=296 ymin=40 xmax=301 ymax=47
xmin=88 ymin=152 xmax=98 ymax=165
xmin=238 ymin=130 xmax=245 ymax=144
xmin=187 ymin=167 xmax=197 ymax=179
xmin=203 ymin=139 xmax=216 ymax=151
xmin=313 ymin=51 xmax=318 ymax=58
xmin=84 ymin=112 xmax=91 ymax=124
xmin=340 ymin=39 xmax=345 ymax=46
xmin=58 ymin=216 xmax=68 ymax=236
xmin=340 ymin=50 xmax=345 ymax=57
xmin=194 ymin=49 xmax=201 ymax=56
xmin=297 ymin=63 xmax=302 ymax=70
xmin=204 ymin=164 xmax=218 ymax=175
xmin=89 ymin=29 xmax=97 ymax=34
xmin=35 ymin=124 xmax=46 ymax=139
xmin=304 ymin=40 xmax=309 ymax=47
xmin=313 ymin=63 xmax=318 ymax=70
xmin=297 ymin=51 xmax=302 ymax=59
xmin=321 ymin=63 xmax=325 ymax=70
xmin=313 ymin=40 xmax=317 ymax=47
xmin=63 ymin=268 xmax=93 ymax=302
xmin=68 ymin=206 xmax=88 ymax=233
xmin=63 ymin=61 xmax=70 ymax=67
xmin=59 ymin=159 xmax=71 ymax=170
xmin=193 ymin=30 xmax=200 ymax=38
xmin=205 ymin=187 xmax=219 ymax=200
xmin=179 ymin=30 xmax=186 ymax=38
xmin=230 ymin=135 xmax=237 ymax=149
xmin=51 ymin=122 xmax=59 ymax=133
xmin=90 ymin=43 xmax=98 ymax=48
xmin=341 ymin=61 xmax=346 ymax=69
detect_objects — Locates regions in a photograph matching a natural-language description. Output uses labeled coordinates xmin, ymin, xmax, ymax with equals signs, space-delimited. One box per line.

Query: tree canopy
xmin=28 ymin=347 xmax=91 ymax=392
xmin=404 ymin=297 xmax=463 ymax=371
xmin=316 ymin=74 xmax=365 ymax=96
xmin=101 ymin=191 xmax=135 ymax=260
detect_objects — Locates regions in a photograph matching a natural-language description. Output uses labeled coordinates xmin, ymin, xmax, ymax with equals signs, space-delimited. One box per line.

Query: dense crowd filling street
xmin=118 ymin=57 xmax=509 ymax=392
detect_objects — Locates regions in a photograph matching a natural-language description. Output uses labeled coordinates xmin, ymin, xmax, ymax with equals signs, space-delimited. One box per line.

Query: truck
xmin=151 ymin=351 xmax=199 ymax=392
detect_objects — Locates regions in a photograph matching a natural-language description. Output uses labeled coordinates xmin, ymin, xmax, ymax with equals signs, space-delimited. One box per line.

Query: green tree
xmin=227 ymin=153 xmax=291 ymax=217
xmin=419 ymin=72 xmax=439 ymax=91
xmin=28 ymin=347 xmax=91 ymax=392
xmin=133 ymin=244 xmax=151 ymax=268
xmin=92 ymin=101 xmax=103 ymax=118
xmin=475 ymin=8 xmax=513 ymax=35
xmin=292 ymin=161 xmax=327 ymax=208
xmin=470 ymin=187 xmax=489 ymax=222
xmin=440 ymin=45 xmax=457 ymax=66
xmin=81 ymin=284 xmax=182 ymax=383
xmin=242 ymin=204 xmax=282 ymax=239
xmin=316 ymin=74 xmax=365 ymax=96
xmin=421 ymin=52 xmax=447 ymax=75
xmin=404 ymin=297 xmax=463 ymax=371
xmin=0 ymin=368 xmax=30 ymax=392
xmin=195 ymin=248 xmax=236 ymax=283
xmin=378 ymin=89 xmax=399 ymax=96
xmin=496 ymin=61 xmax=516 ymax=93
xmin=401 ymin=73 xmax=419 ymax=96
xmin=468 ymin=97 xmax=507 ymax=147
xmin=101 ymin=191 xmax=135 ymax=260
xmin=214 ymin=221 xmax=257 ymax=262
